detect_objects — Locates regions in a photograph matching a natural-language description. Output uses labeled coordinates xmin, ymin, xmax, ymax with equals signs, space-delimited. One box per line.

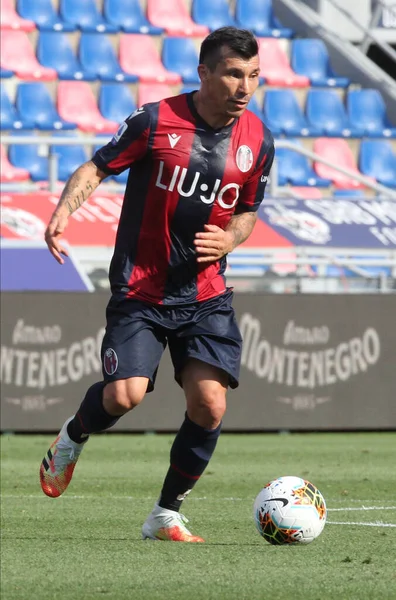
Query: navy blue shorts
xmin=100 ymin=289 xmax=242 ymax=391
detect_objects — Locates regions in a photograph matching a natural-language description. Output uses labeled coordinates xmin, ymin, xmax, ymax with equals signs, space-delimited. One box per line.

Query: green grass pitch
xmin=1 ymin=432 xmax=396 ymax=600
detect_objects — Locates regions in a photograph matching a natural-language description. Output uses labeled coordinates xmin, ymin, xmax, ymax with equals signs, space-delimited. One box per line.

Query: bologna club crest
xmin=103 ymin=348 xmax=118 ymax=376
xmin=236 ymin=145 xmax=254 ymax=173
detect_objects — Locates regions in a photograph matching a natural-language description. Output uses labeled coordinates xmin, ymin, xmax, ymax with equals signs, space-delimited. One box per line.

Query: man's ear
xmin=197 ymin=64 xmax=209 ymax=82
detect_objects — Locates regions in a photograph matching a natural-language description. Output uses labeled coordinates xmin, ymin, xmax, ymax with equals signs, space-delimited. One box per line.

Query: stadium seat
xmin=276 ymin=146 xmax=331 ymax=187
xmin=258 ymin=39 xmax=309 ymax=87
xmin=16 ymin=83 xmax=77 ymax=131
xmin=264 ymin=90 xmax=322 ymax=137
xmin=103 ymin=0 xmax=163 ymax=34
xmin=347 ymin=89 xmax=396 ymax=138
xmin=306 ymin=90 xmax=363 ymax=137
xmin=79 ymin=33 xmax=138 ymax=82
xmin=0 ymin=68 xmax=13 ymax=77
xmin=1 ymin=86 xmax=34 ymax=130
xmin=1 ymin=143 xmax=30 ymax=182
xmin=57 ymin=81 xmax=118 ymax=133
xmin=37 ymin=31 xmax=95 ymax=81
xmin=147 ymin=0 xmax=209 ymax=36
xmin=313 ymin=138 xmax=367 ymax=189
xmin=119 ymin=35 xmax=181 ymax=84
xmin=291 ymin=40 xmax=350 ymax=87
xmin=333 ymin=189 xmax=363 ymax=198
xmin=0 ymin=0 xmax=35 ymax=31
xmin=8 ymin=132 xmax=49 ymax=181
xmin=247 ymin=96 xmax=264 ymax=121
xmin=235 ymin=0 xmax=293 ymax=38
xmin=192 ymin=0 xmax=237 ymax=30
xmin=99 ymin=84 xmax=137 ymax=123
xmin=17 ymin=0 xmax=75 ymax=31
xmin=0 ymin=30 xmax=57 ymax=80
xmin=162 ymin=38 xmax=200 ymax=84
xmin=59 ymin=0 xmax=118 ymax=32
xmin=138 ymin=83 xmax=173 ymax=106
xmin=180 ymin=85 xmax=199 ymax=96
xmin=290 ymin=187 xmax=323 ymax=199
xmin=51 ymin=132 xmax=88 ymax=181
xmin=359 ymin=140 xmax=396 ymax=187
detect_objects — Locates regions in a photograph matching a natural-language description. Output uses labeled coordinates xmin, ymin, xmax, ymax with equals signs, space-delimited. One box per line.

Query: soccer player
xmin=40 ymin=26 xmax=274 ymax=542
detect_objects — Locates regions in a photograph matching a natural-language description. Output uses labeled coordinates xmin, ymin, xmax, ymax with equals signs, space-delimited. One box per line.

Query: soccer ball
xmin=253 ymin=476 xmax=327 ymax=545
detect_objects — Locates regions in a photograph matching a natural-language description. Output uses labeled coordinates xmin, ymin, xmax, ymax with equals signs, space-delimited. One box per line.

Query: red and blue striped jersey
xmin=92 ymin=92 xmax=274 ymax=305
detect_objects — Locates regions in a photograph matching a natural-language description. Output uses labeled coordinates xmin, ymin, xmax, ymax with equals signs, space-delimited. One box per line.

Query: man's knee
xmin=103 ymin=377 xmax=148 ymax=415
xmin=182 ymin=360 xmax=228 ymax=428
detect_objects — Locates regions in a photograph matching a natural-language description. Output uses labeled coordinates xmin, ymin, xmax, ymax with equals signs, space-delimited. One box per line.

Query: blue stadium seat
xmin=0 ymin=69 xmax=14 ymax=78
xmin=333 ymin=190 xmax=363 ymax=198
xmin=59 ymin=0 xmax=118 ymax=32
xmin=37 ymin=32 xmax=96 ymax=81
xmin=79 ymin=33 xmax=138 ymax=82
xmin=276 ymin=146 xmax=332 ymax=187
xmin=247 ymin=96 xmax=264 ymax=121
xmin=180 ymin=85 xmax=199 ymax=95
xmin=264 ymin=90 xmax=322 ymax=137
xmin=103 ymin=0 xmax=163 ymax=34
xmin=0 ymin=87 xmax=34 ymax=130
xmin=192 ymin=0 xmax=236 ymax=30
xmin=235 ymin=0 xmax=293 ymax=38
xmin=51 ymin=133 xmax=88 ymax=181
xmin=359 ymin=140 xmax=396 ymax=187
xmin=16 ymin=83 xmax=77 ymax=131
xmin=291 ymin=40 xmax=350 ymax=87
xmin=306 ymin=90 xmax=363 ymax=137
xmin=99 ymin=84 xmax=137 ymax=122
xmin=17 ymin=0 xmax=75 ymax=31
xmin=162 ymin=38 xmax=200 ymax=84
xmin=347 ymin=89 xmax=396 ymax=138
xmin=9 ymin=132 xmax=49 ymax=181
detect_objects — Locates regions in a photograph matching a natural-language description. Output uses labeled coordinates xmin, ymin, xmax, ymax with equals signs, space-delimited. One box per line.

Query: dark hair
xmin=199 ymin=27 xmax=259 ymax=71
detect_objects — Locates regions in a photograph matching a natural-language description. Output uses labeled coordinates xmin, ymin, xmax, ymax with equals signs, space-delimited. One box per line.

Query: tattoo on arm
xmin=55 ymin=161 xmax=105 ymax=216
xmin=226 ymin=212 xmax=257 ymax=250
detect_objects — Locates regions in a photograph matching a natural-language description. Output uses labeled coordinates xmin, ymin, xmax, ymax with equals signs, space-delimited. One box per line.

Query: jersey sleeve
xmin=236 ymin=129 xmax=275 ymax=214
xmin=91 ymin=106 xmax=151 ymax=175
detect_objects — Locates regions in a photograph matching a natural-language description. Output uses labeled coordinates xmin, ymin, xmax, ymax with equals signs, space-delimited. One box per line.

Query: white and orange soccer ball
xmin=253 ymin=476 xmax=327 ymax=545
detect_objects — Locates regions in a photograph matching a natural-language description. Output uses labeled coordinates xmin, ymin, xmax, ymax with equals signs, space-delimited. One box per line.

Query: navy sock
xmin=67 ymin=382 xmax=119 ymax=443
xmin=158 ymin=413 xmax=222 ymax=512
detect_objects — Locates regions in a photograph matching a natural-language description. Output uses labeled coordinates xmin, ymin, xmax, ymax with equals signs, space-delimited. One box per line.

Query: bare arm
xmin=45 ymin=160 xmax=108 ymax=264
xmin=194 ymin=212 xmax=257 ymax=264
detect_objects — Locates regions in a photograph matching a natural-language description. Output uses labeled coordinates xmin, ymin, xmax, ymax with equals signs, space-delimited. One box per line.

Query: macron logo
xmin=168 ymin=133 xmax=181 ymax=148
xmin=129 ymin=107 xmax=144 ymax=120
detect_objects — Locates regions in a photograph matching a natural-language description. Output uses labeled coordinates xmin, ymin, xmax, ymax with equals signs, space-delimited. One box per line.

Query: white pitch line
xmin=327 ymin=521 xmax=396 ymax=528
xmin=328 ymin=506 xmax=396 ymax=512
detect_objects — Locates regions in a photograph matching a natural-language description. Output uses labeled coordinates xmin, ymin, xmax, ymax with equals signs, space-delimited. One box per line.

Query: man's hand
xmin=44 ymin=211 xmax=69 ymax=264
xmin=194 ymin=224 xmax=234 ymax=264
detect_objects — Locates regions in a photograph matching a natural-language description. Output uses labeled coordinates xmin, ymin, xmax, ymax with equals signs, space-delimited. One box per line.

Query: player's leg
xmin=142 ymin=359 xmax=227 ymax=542
xmin=40 ymin=298 xmax=166 ymax=498
xmin=142 ymin=290 xmax=242 ymax=542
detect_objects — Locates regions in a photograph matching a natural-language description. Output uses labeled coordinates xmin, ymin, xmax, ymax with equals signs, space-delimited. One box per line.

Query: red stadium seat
xmin=0 ymin=30 xmax=57 ymax=80
xmin=138 ymin=83 xmax=173 ymax=106
xmin=0 ymin=0 xmax=35 ymax=31
xmin=258 ymin=39 xmax=309 ymax=87
xmin=313 ymin=138 xmax=367 ymax=189
xmin=0 ymin=144 xmax=30 ymax=182
xmin=147 ymin=0 xmax=209 ymax=36
xmin=119 ymin=35 xmax=181 ymax=84
xmin=57 ymin=82 xmax=118 ymax=133
xmin=290 ymin=187 xmax=323 ymax=199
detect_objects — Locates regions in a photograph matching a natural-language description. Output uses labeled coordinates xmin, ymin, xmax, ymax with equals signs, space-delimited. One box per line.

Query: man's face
xmin=199 ymin=46 xmax=260 ymax=119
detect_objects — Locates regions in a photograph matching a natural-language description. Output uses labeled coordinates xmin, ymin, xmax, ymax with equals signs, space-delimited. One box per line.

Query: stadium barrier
xmin=1 ymin=292 xmax=395 ymax=431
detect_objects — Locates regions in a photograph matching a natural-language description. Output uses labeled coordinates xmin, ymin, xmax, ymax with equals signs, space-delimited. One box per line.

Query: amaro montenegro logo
xmin=239 ymin=314 xmax=381 ymax=410
xmin=1 ymin=319 xmax=105 ymax=412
